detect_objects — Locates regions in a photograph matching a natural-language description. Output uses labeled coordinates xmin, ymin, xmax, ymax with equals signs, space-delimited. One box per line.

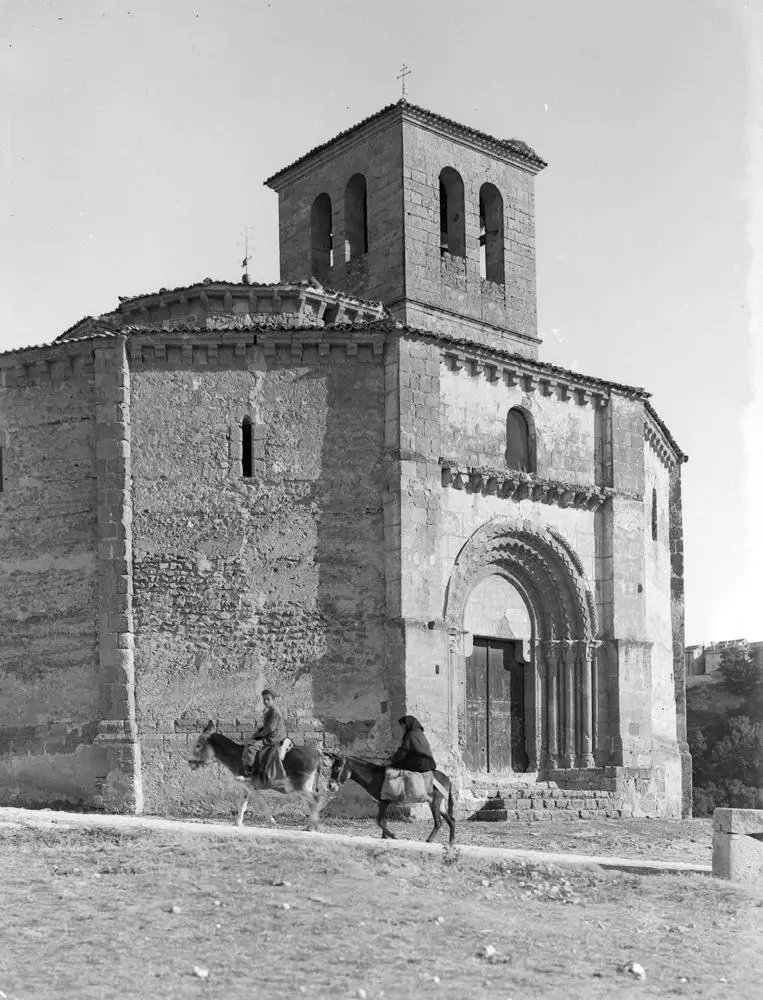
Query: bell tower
xmin=265 ymin=101 xmax=546 ymax=358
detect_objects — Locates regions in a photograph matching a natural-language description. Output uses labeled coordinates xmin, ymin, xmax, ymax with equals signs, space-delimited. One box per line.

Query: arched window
xmin=310 ymin=193 xmax=333 ymax=281
xmin=344 ymin=174 xmax=368 ymax=260
xmin=479 ymin=183 xmax=505 ymax=284
xmin=439 ymin=167 xmax=465 ymax=258
xmin=241 ymin=416 xmax=253 ymax=478
xmin=506 ymin=408 xmax=534 ymax=472
xmin=651 ymin=488 xmax=658 ymax=541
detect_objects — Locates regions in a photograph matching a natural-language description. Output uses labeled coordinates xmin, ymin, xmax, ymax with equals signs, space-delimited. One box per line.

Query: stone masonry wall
xmin=275 ymin=117 xmax=405 ymax=308
xmin=439 ymin=362 xmax=598 ymax=484
xmin=129 ymin=341 xmax=388 ymax=816
xmin=0 ymin=348 xmax=103 ymax=806
xmin=271 ymin=112 xmax=541 ymax=358
xmin=642 ymin=440 xmax=682 ymax=813
xmin=643 ymin=443 xmax=677 ymax=743
xmin=401 ymin=119 xmax=540 ymax=354
xmin=668 ymin=459 xmax=691 ymax=816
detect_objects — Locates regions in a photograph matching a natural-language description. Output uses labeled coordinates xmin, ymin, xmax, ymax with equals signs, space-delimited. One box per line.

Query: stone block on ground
xmin=712 ymin=808 xmax=763 ymax=883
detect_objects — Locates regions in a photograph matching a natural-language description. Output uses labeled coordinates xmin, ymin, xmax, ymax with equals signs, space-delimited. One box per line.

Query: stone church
xmin=0 ymin=101 xmax=690 ymax=818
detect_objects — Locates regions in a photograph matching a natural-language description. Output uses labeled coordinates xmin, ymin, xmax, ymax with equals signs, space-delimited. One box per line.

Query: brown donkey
xmin=188 ymin=721 xmax=332 ymax=830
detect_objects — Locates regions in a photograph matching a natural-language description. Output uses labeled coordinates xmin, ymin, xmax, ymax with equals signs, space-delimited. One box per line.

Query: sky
xmin=1 ymin=0 xmax=760 ymax=645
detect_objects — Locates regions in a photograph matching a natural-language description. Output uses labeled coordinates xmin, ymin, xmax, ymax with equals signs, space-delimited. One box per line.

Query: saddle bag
xmin=381 ymin=768 xmax=433 ymax=803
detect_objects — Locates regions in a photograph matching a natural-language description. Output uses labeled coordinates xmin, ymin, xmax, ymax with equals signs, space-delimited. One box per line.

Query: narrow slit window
xmin=0 ymin=447 xmax=3 ymax=492
xmin=438 ymin=167 xmax=465 ymax=258
xmin=311 ymin=193 xmax=333 ymax=281
xmin=242 ymin=416 xmax=253 ymax=478
xmin=344 ymin=173 xmax=368 ymax=260
xmin=479 ymin=183 xmax=505 ymax=284
xmin=651 ymin=487 xmax=658 ymax=541
xmin=479 ymin=197 xmax=487 ymax=279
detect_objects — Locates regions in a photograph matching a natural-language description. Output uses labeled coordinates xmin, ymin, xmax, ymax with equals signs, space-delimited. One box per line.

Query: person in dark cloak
xmin=389 ymin=715 xmax=436 ymax=773
xmin=242 ymin=689 xmax=287 ymax=782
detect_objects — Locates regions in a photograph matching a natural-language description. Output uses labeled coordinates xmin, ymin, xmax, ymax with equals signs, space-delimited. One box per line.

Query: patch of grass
xmin=0 ymin=823 xmax=760 ymax=1000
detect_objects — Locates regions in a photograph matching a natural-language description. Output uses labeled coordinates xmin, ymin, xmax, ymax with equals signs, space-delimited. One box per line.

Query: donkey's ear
xmin=203 ymin=720 xmax=216 ymax=734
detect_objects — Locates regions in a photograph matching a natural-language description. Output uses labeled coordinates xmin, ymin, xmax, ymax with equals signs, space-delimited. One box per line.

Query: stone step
xmin=471 ymin=788 xmax=617 ymax=801
xmin=463 ymin=788 xmax=629 ymax=823
xmin=467 ymin=807 xmax=627 ymax=822
xmin=470 ymin=778 xmax=558 ymax=794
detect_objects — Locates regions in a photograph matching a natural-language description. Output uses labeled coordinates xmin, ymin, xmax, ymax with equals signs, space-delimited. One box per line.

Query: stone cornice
xmin=439 ymin=347 xmax=616 ymax=405
xmin=0 ymin=338 xmax=103 ymax=386
xmin=644 ymin=402 xmax=687 ymax=468
xmin=125 ymin=327 xmax=387 ymax=369
xmin=440 ymin=459 xmax=615 ymax=511
xmin=103 ymin=280 xmax=386 ymax=332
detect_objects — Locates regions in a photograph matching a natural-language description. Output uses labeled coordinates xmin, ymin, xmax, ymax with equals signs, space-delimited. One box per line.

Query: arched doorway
xmin=463 ymin=575 xmax=532 ymax=773
xmin=444 ymin=516 xmax=599 ymax=775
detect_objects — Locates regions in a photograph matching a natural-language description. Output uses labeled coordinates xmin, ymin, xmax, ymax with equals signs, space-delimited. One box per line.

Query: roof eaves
xmin=383 ymin=322 xmax=648 ymax=398
xmin=645 ymin=400 xmax=687 ymax=463
xmin=0 ymin=328 xmax=119 ymax=360
xmin=114 ymin=278 xmax=386 ymax=314
xmin=264 ymin=99 xmax=546 ymax=188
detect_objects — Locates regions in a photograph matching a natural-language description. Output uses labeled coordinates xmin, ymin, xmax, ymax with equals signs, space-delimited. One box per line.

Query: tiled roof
xmin=6 ymin=313 xmax=646 ymax=400
xmin=112 ymin=277 xmax=343 ymax=309
xmin=264 ymin=99 xmax=546 ymax=186
xmin=348 ymin=320 xmax=651 ymax=399
xmin=0 ymin=320 xmax=119 ymax=359
xmin=1 ymin=312 xmax=685 ymax=460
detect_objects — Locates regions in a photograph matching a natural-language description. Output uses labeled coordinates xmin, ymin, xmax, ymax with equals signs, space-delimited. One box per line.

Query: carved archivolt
xmin=444 ymin=515 xmax=597 ymax=642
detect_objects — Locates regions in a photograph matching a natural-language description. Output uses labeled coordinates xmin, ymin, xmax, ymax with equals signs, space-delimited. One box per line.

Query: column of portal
xmin=544 ymin=641 xmax=559 ymax=768
xmin=591 ymin=642 xmax=601 ymax=764
xmin=562 ymin=643 xmax=576 ymax=768
xmin=578 ymin=642 xmax=595 ymax=768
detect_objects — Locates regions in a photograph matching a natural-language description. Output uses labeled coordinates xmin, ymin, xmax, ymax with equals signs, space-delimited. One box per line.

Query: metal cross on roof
xmin=396 ymin=63 xmax=411 ymax=100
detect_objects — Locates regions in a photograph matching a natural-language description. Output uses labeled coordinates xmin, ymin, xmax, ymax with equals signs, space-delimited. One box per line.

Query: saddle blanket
xmin=381 ymin=768 xmax=435 ymax=803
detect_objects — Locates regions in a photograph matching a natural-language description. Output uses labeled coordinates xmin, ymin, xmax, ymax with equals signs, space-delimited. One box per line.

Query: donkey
xmin=328 ymin=754 xmax=456 ymax=844
xmin=188 ymin=721 xmax=332 ymax=831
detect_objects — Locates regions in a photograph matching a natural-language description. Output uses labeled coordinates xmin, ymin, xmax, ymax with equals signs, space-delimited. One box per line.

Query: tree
xmin=690 ymin=714 xmax=763 ymax=816
xmin=718 ymin=644 xmax=762 ymax=696
xmin=710 ymin=715 xmax=763 ymax=789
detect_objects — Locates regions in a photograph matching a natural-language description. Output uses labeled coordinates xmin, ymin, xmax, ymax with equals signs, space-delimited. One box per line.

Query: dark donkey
xmin=328 ymin=755 xmax=456 ymax=844
xmin=188 ymin=721 xmax=330 ymax=830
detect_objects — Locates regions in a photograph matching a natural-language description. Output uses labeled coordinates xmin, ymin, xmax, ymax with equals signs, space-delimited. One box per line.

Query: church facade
xmin=0 ymin=101 xmax=690 ymax=817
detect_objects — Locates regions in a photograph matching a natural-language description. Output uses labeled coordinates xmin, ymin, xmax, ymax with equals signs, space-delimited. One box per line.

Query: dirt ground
xmin=1 ymin=821 xmax=760 ymax=1000
xmin=186 ymin=794 xmax=715 ymax=867
xmin=322 ymin=814 xmax=714 ymax=867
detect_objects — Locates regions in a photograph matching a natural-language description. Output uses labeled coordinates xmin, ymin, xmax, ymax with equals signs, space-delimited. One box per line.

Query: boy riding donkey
xmin=242 ymin=689 xmax=288 ymax=783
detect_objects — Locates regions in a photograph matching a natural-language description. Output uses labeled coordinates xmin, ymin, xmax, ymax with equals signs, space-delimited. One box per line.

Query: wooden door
xmin=465 ymin=640 xmax=488 ymax=771
xmin=487 ymin=642 xmax=512 ymax=771
xmin=466 ymin=638 xmax=527 ymax=773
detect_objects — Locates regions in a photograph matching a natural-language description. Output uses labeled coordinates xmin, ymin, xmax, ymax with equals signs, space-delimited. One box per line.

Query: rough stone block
xmin=713 ymin=829 xmax=763 ymax=883
xmin=714 ymin=808 xmax=763 ymax=836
